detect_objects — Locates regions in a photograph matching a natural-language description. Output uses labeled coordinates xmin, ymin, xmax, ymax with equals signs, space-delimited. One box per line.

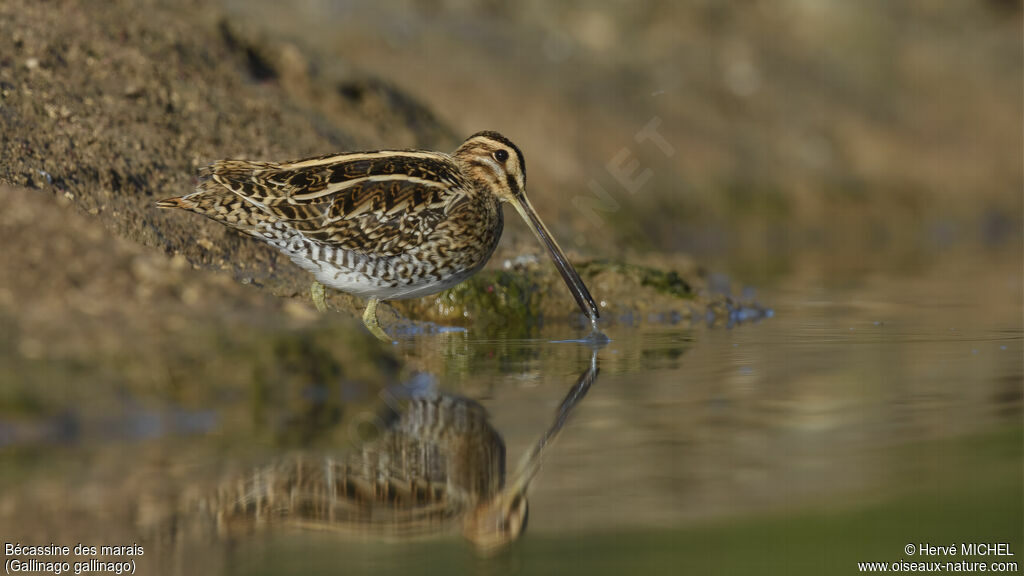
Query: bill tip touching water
xmin=157 ymin=131 xmax=599 ymax=341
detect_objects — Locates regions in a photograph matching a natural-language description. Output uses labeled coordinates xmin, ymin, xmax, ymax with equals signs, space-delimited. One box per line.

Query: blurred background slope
xmin=221 ymin=0 xmax=1023 ymax=279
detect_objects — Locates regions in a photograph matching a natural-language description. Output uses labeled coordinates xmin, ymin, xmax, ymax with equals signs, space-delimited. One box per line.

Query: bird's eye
xmin=493 ymin=149 xmax=509 ymax=162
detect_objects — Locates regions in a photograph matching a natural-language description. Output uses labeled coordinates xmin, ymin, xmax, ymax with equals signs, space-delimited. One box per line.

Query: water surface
xmin=2 ymin=246 xmax=1019 ymax=575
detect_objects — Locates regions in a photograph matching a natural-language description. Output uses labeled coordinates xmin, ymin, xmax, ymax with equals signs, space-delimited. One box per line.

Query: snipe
xmin=158 ymin=132 xmax=599 ymax=340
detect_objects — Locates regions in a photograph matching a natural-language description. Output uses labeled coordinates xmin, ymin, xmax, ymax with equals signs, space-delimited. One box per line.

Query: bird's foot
xmin=311 ymin=281 xmax=327 ymax=313
xmin=362 ymin=297 xmax=394 ymax=343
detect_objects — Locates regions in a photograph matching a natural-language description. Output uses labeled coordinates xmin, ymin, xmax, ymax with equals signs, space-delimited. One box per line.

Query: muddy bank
xmin=0 ymin=0 xmax=360 ymax=303
xmin=0 ymin=185 xmax=398 ymax=442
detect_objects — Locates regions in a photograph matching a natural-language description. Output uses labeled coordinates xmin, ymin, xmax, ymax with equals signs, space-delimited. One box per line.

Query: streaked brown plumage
xmin=157 ymin=131 xmax=599 ymax=340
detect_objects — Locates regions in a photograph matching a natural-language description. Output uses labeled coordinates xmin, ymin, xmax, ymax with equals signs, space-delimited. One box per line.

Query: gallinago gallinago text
xmin=157 ymin=132 xmax=599 ymax=340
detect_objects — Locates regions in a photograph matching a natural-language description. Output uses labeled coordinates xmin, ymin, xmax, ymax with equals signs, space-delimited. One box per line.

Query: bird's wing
xmin=202 ymin=153 xmax=470 ymax=257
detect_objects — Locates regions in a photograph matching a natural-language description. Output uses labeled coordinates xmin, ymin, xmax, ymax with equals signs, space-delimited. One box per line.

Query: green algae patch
xmin=439 ymin=270 xmax=542 ymax=321
xmin=397 ymin=269 xmax=546 ymax=336
xmin=578 ymin=260 xmax=694 ymax=300
xmin=395 ymin=257 xmax=705 ymax=331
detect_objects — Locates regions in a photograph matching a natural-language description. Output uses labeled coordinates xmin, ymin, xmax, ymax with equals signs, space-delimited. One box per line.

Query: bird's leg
xmin=311 ymin=281 xmax=327 ymax=313
xmin=362 ymin=297 xmax=392 ymax=342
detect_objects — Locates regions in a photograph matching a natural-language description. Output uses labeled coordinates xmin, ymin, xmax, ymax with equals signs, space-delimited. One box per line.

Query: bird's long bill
xmin=509 ymin=194 xmax=600 ymax=322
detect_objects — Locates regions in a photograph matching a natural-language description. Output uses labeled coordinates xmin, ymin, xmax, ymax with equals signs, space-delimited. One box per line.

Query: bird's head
xmin=462 ymin=489 xmax=529 ymax=556
xmin=454 ymin=130 xmax=528 ymax=205
xmin=454 ymin=131 xmax=600 ymax=323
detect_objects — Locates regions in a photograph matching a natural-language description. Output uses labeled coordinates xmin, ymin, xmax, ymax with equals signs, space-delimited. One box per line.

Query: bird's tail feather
xmin=155 ymin=196 xmax=192 ymax=209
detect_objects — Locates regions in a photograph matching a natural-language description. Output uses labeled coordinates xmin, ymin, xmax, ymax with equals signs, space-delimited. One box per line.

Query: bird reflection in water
xmin=207 ymin=349 xmax=599 ymax=555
